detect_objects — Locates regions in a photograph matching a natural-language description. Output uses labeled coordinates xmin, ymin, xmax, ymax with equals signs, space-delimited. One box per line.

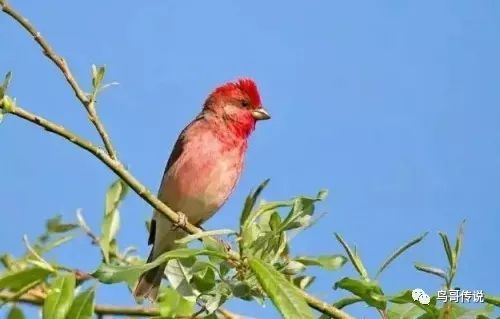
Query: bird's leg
xmin=171 ymin=211 xmax=188 ymax=230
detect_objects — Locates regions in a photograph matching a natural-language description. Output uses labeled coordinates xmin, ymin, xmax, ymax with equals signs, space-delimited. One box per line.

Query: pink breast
xmin=158 ymin=132 xmax=246 ymax=224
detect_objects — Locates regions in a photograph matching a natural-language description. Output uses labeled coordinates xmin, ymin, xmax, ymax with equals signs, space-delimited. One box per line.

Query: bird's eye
xmin=240 ymin=100 xmax=250 ymax=107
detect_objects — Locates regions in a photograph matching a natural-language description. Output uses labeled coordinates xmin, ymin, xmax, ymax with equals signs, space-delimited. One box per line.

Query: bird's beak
xmin=251 ymin=107 xmax=271 ymax=120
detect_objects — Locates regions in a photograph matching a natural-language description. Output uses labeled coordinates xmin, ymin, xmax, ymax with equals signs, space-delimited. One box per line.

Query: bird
xmin=133 ymin=78 xmax=270 ymax=301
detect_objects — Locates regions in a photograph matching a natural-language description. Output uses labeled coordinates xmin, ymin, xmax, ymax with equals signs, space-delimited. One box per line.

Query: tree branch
xmin=0 ymin=291 xmax=165 ymax=317
xmin=0 ymin=2 xmax=353 ymax=318
xmin=0 ymin=0 xmax=117 ymax=160
xmin=0 ymin=291 xmax=243 ymax=318
xmin=303 ymin=292 xmax=354 ymax=319
xmin=0 ymin=101 xmax=205 ymax=240
xmin=1 ymin=88 xmax=353 ymax=319
xmin=0 ymin=290 xmax=162 ymax=317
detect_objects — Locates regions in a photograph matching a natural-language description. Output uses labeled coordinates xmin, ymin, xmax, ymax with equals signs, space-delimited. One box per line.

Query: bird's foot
xmin=172 ymin=211 xmax=188 ymax=230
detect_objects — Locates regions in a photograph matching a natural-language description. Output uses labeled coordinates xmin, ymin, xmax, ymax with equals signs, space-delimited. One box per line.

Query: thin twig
xmin=191 ymin=307 xmax=208 ymax=318
xmin=0 ymin=291 xmax=242 ymax=318
xmin=0 ymin=100 xmax=352 ymax=319
xmin=0 ymin=0 xmax=117 ymax=160
xmin=1 ymin=103 xmax=204 ymax=239
xmin=0 ymin=94 xmax=351 ymax=319
xmin=76 ymin=209 xmax=129 ymax=263
xmin=76 ymin=209 xmax=100 ymax=245
xmin=0 ymin=3 xmax=352 ymax=318
xmin=377 ymin=308 xmax=388 ymax=319
xmin=302 ymin=291 xmax=355 ymax=319
xmin=22 ymin=235 xmax=54 ymax=271
xmin=0 ymin=291 xmax=159 ymax=317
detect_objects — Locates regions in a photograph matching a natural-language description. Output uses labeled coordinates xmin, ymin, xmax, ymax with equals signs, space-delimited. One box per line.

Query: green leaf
xmin=389 ymin=290 xmax=438 ymax=316
xmin=190 ymin=260 xmax=220 ymax=275
xmin=318 ymin=296 xmax=363 ymax=317
xmin=414 ymin=263 xmax=447 ymax=280
xmin=66 ymin=287 xmax=95 ymax=319
xmin=2 ymin=71 xmax=12 ymax=89
xmin=46 ymin=215 xmax=78 ymax=233
xmin=219 ymin=261 xmax=232 ymax=278
xmin=105 ymin=179 xmax=128 ymax=216
xmin=158 ymin=287 xmax=194 ymax=317
xmin=0 ymin=254 xmax=18 ymax=271
xmin=100 ymin=81 xmax=119 ymax=91
xmin=192 ymin=266 xmax=216 ymax=292
xmin=332 ymin=296 xmax=363 ymax=309
xmin=292 ymin=275 xmax=315 ymax=290
xmin=316 ymin=189 xmax=328 ymax=200
xmin=376 ymin=232 xmax=428 ymax=278
xmin=165 ymin=258 xmax=197 ymax=299
xmin=240 ymin=179 xmax=270 ymax=227
xmin=1 ymin=95 xmax=15 ymax=113
xmin=0 ymin=267 xmax=52 ymax=292
xmin=439 ymin=232 xmax=455 ymax=270
xmin=22 ymin=235 xmax=55 ymax=272
xmin=37 ymin=235 xmax=74 ymax=255
xmin=334 ymin=277 xmax=386 ymax=310
xmin=175 ymin=229 xmax=236 ymax=245
xmin=279 ymin=194 xmax=323 ymax=232
xmin=269 ymin=211 xmax=281 ymax=231
xmin=295 ymin=255 xmax=347 ymax=271
xmin=91 ymin=65 xmax=106 ymax=91
xmin=7 ymin=306 xmax=25 ymax=319
xmin=198 ymin=281 xmax=231 ymax=314
xmin=455 ymin=221 xmax=465 ymax=264
xmin=231 ymin=282 xmax=252 ymax=299
xmin=282 ymin=260 xmax=306 ymax=276
xmin=93 ymin=248 xmax=226 ymax=284
xmin=42 ymin=274 xmax=75 ymax=319
xmin=439 ymin=303 xmax=494 ymax=319
xmin=334 ymin=233 xmax=369 ymax=280
xmin=0 ymin=71 xmax=12 ymax=100
xmin=484 ymin=294 xmax=500 ymax=307
xmin=26 ymin=260 xmax=55 ymax=272
xmin=100 ymin=179 xmax=128 ymax=263
xmin=202 ymin=291 xmax=227 ymax=314
xmin=248 ymin=257 xmax=315 ymax=319
xmin=202 ymin=237 xmax=228 ymax=265
xmin=240 ymin=202 xmax=292 ymax=259
xmin=387 ymin=303 xmax=426 ymax=319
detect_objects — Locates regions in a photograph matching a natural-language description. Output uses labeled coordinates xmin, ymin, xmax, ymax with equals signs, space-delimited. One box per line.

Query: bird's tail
xmin=133 ymin=249 xmax=166 ymax=301
xmin=134 ymin=216 xmax=185 ymax=301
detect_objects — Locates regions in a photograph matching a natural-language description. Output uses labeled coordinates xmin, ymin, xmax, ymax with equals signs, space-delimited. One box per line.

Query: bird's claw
xmin=172 ymin=211 xmax=188 ymax=230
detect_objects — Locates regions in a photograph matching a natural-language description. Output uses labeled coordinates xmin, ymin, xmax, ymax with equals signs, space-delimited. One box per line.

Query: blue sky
xmin=1 ymin=0 xmax=499 ymax=318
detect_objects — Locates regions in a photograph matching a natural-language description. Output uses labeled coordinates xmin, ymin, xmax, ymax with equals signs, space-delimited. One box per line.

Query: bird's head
xmin=203 ymin=78 xmax=270 ymax=138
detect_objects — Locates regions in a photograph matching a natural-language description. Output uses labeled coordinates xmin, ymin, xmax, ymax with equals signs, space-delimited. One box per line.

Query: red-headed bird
xmin=134 ymin=78 xmax=270 ymax=300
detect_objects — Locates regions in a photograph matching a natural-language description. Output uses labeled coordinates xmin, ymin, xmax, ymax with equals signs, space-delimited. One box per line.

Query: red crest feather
xmin=236 ymin=78 xmax=261 ymax=107
xmin=211 ymin=78 xmax=262 ymax=108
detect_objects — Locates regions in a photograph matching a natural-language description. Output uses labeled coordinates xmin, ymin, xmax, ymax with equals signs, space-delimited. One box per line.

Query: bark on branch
xmin=0 ymin=1 xmax=353 ymax=318
xmin=0 ymin=291 xmax=246 ymax=318
xmin=0 ymin=0 xmax=117 ymax=160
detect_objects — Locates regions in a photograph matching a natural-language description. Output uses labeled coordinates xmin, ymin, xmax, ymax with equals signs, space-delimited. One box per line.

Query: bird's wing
xmin=147 ymin=113 xmax=205 ymax=246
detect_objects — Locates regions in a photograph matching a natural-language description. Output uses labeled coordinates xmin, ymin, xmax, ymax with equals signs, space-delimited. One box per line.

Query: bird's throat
xmin=220 ymin=113 xmax=256 ymax=141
